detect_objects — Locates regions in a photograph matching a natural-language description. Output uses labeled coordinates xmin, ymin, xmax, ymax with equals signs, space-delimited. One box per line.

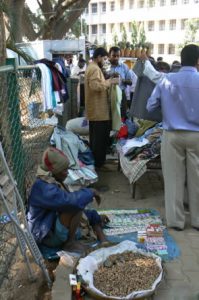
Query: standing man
xmin=85 ymin=47 xmax=118 ymax=169
xmin=109 ymin=46 xmax=132 ymax=118
xmin=147 ymin=44 xmax=199 ymax=231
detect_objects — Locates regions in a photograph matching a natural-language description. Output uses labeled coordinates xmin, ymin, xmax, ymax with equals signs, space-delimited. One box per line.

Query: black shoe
xmin=170 ymin=227 xmax=184 ymax=231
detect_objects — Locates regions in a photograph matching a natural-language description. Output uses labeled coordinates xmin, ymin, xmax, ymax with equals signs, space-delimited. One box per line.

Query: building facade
xmin=84 ymin=0 xmax=199 ymax=62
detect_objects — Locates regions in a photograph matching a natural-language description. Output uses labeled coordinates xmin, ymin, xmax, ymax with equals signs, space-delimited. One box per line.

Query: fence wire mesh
xmin=0 ymin=65 xmax=54 ymax=287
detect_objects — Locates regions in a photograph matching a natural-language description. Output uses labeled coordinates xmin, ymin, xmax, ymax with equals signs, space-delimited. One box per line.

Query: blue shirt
xmin=147 ymin=67 xmax=199 ymax=131
xmin=110 ymin=62 xmax=131 ymax=90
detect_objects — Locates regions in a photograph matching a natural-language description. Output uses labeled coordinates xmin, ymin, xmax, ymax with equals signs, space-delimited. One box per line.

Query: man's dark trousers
xmin=89 ymin=120 xmax=111 ymax=168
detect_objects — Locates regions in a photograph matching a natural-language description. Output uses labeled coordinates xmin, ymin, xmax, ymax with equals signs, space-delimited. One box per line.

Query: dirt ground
xmin=0 ymin=159 xmax=164 ymax=300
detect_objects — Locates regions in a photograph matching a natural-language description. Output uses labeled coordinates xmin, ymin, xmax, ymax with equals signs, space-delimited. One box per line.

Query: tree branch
xmin=51 ymin=0 xmax=90 ymax=39
xmin=21 ymin=5 xmax=38 ymax=41
xmin=37 ymin=0 xmax=53 ymax=16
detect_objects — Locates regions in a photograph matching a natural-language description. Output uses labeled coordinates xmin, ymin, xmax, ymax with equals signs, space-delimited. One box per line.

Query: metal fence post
xmin=6 ymin=58 xmax=25 ymax=198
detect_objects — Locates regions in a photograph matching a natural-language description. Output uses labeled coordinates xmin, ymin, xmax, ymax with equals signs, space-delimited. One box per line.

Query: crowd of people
xmin=26 ymin=43 xmax=199 ymax=254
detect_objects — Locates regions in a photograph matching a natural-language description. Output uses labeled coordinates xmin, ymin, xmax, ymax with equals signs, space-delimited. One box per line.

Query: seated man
xmin=27 ymin=147 xmax=107 ymax=252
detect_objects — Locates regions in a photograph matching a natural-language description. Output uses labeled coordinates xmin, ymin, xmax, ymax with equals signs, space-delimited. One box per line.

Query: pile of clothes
xmin=51 ymin=126 xmax=98 ymax=187
xmin=117 ymin=119 xmax=163 ymax=161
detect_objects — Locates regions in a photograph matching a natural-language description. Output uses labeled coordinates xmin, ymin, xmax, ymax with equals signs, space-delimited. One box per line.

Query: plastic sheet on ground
xmin=77 ymin=240 xmax=163 ymax=300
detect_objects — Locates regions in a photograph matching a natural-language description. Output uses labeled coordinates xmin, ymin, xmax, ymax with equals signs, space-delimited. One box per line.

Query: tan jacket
xmin=85 ymin=62 xmax=110 ymax=121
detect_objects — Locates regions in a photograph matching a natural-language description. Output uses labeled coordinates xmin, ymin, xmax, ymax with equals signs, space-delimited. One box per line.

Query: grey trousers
xmin=161 ymin=130 xmax=199 ymax=229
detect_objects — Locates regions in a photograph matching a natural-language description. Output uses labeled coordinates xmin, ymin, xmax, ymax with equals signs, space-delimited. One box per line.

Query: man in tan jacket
xmin=85 ymin=47 xmax=118 ymax=168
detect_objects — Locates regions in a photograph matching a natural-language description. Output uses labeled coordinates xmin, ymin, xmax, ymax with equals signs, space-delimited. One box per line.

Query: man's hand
xmin=122 ymin=79 xmax=132 ymax=86
xmin=110 ymin=77 xmax=120 ymax=85
xmin=90 ymin=188 xmax=101 ymax=205
xmin=111 ymin=72 xmax=120 ymax=78
xmin=100 ymin=214 xmax=110 ymax=226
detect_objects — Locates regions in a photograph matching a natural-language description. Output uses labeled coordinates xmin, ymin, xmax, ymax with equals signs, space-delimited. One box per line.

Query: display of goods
xmin=130 ymin=49 xmax=135 ymax=57
xmin=120 ymin=49 xmax=125 ymax=57
xmin=124 ymin=48 xmax=130 ymax=57
xmin=135 ymin=48 xmax=141 ymax=58
xmin=77 ymin=241 xmax=163 ymax=300
xmin=146 ymin=224 xmax=164 ymax=237
xmin=93 ymin=251 xmax=161 ymax=298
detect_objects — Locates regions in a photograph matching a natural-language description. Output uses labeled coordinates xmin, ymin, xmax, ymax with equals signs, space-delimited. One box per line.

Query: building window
xmin=138 ymin=0 xmax=145 ymax=7
xmin=181 ymin=19 xmax=187 ymax=29
xmin=129 ymin=0 xmax=134 ymax=8
xmin=169 ymin=19 xmax=176 ymax=30
xmin=91 ymin=3 xmax=98 ymax=14
xmin=110 ymin=1 xmax=115 ymax=11
xmin=182 ymin=0 xmax=189 ymax=3
xmin=160 ymin=0 xmax=166 ymax=5
xmin=101 ymin=2 xmax=106 ymax=12
xmin=168 ymin=44 xmax=175 ymax=54
xmin=148 ymin=21 xmax=154 ymax=31
xmin=171 ymin=0 xmax=177 ymax=4
xmin=85 ymin=6 xmax=89 ymax=14
xmin=194 ymin=0 xmax=199 ymax=3
xmin=120 ymin=0 xmax=124 ymax=9
xmin=148 ymin=0 xmax=155 ymax=7
xmin=101 ymin=24 xmax=106 ymax=34
xmin=159 ymin=20 xmax=165 ymax=31
xmin=91 ymin=25 xmax=97 ymax=34
xmin=158 ymin=44 xmax=164 ymax=54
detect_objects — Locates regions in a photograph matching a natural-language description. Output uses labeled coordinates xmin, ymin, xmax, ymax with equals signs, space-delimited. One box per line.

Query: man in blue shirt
xmin=109 ymin=47 xmax=132 ymax=118
xmin=147 ymin=44 xmax=199 ymax=231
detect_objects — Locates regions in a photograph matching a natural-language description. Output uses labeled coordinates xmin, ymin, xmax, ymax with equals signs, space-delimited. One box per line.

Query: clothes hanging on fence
xmin=36 ymin=63 xmax=54 ymax=111
xmin=52 ymin=57 xmax=70 ymax=78
xmin=35 ymin=59 xmax=69 ymax=112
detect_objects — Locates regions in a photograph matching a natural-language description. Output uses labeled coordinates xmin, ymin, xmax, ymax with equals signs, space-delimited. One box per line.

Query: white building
xmin=84 ymin=0 xmax=199 ymax=63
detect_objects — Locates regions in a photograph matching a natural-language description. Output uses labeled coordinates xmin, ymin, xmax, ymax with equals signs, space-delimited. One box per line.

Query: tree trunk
xmin=42 ymin=0 xmax=80 ymax=39
xmin=5 ymin=0 xmax=91 ymax=41
xmin=0 ymin=10 xmax=6 ymax=65
xmin=9 ymin=0 xmax=25 ymax=42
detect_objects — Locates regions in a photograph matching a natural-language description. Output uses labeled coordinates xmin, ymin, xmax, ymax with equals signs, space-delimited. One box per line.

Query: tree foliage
xmin=3 ymin=0 xmax=90 ymax=42
xmin=184 ymin=18 xmax=199 ymax=44
xmin=121 ymin=25 xmax=128 ymax=48
xmin=131 ymin=21 xmax=138 ymax=48
xmin=139 ymin=23 xmax=146 ymax=47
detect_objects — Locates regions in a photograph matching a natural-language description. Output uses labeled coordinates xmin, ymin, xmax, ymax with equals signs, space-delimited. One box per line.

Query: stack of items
xmin=101 ymin=209 xmax=161 ymax=236
xmin=145 ymin=224 xmax=168 ymax=257
xmin=137 ymin=224 xmax=168 ymax=257
xmin=98 ymin=209 xmax=180 ymax=260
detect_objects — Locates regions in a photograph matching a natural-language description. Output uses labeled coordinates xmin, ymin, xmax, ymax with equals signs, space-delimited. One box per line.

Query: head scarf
xmin=41 ymin=147 xmax=69 ymax=175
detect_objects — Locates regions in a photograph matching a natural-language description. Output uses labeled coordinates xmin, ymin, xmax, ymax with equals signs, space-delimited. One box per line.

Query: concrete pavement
xmin=85 ymin=163 xmax=199 ymax=299
xmin=54 ymin=160 xmax=199 ymax=299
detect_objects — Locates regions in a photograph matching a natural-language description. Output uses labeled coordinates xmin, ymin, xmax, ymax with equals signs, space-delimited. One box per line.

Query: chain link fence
xmin=0 ymin=63 xmax=55 ymax=288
